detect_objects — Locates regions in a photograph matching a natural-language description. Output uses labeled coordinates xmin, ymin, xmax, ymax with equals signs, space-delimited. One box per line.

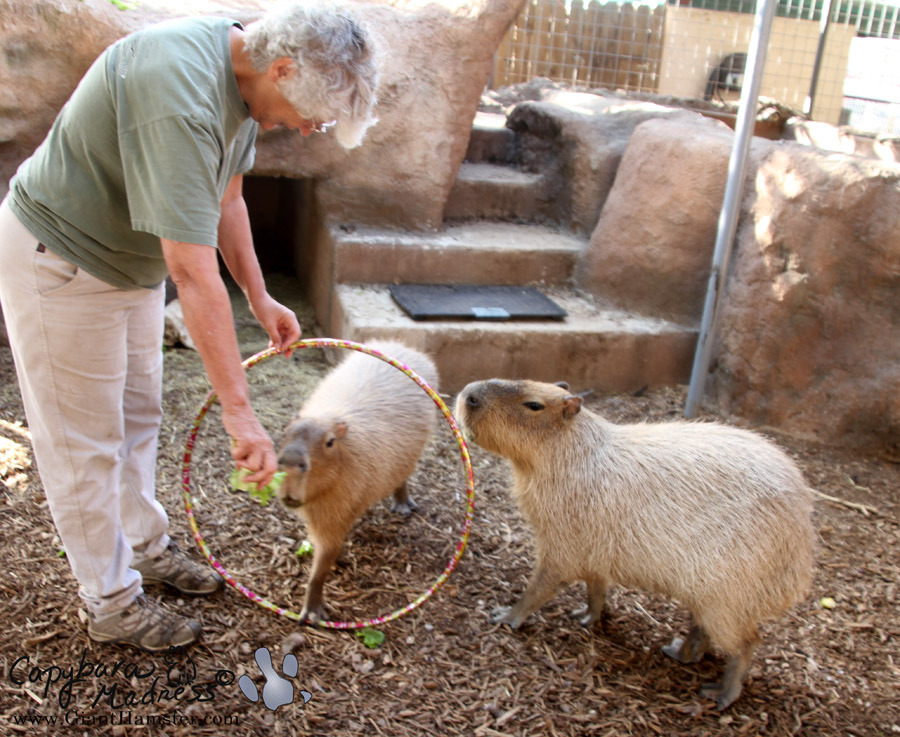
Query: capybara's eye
xmin=325 ymin=437 xmax=336 ymax=448
xmin=523 ymin=401 xmax=544 ymax=411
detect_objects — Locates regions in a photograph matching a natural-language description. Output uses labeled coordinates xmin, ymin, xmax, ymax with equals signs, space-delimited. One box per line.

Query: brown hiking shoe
xmin=87 ymin=595 xmax=201 ymax=652
xmin=133 ymin=541 xmax=224 ymax=596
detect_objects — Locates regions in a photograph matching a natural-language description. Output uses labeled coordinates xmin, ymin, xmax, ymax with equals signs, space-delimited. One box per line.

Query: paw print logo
xmin=238 ymin=647 xmax=312 ymax=711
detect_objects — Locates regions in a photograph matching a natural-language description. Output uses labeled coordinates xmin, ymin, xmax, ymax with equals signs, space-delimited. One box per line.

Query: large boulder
xmin=710 ymin=145 xmax=900 ymax=453
xmin=575 ymin=110 xmax=900 ymax=453
xmin=507 ymin=89 xmax=709 ymax=233
xmin=575 ymin=115 xmax=738 ymax=323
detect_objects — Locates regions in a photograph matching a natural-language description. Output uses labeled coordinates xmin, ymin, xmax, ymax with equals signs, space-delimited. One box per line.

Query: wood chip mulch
xmin=1 ymin=274 xmax=898 ymax=736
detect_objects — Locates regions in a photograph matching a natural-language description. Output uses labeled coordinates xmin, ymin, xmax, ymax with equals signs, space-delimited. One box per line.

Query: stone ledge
xmin=330 ymin=221 xmax=584 ymax=287
xmin=331 ymin=284 xmax=697 ymax=394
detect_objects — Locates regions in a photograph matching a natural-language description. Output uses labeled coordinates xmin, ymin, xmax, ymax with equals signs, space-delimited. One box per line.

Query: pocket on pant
xmin=34 ymin=248 xmax=83 ymax=296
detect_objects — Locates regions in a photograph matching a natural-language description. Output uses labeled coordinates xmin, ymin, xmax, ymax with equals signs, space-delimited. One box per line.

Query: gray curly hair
xmin=243 ymin=1 xmax=380 ymax=149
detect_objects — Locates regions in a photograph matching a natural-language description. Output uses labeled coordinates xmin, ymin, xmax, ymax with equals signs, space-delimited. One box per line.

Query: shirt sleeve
xmin=119 ymin=115 xmax=224 ymax=247
xmin=232 ymin=120 xmax=257 ymax=175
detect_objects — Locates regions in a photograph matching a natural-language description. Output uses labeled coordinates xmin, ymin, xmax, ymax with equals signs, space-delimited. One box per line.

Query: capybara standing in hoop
xmin=455 ymin=379 xmax=815 ymax=710
xmin=277 ymin=341 xmax=439 ymax=623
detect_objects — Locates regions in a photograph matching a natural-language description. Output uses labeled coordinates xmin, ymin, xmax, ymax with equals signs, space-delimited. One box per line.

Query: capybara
xmin=455 ymin=378 xmax=815 ymax=710
xmin=277 ymin=341 xmax=439 ymax=622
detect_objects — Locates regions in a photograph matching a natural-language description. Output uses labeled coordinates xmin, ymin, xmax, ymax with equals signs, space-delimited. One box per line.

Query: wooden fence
xmin=492 ymin=0 xmax=667 ymax=93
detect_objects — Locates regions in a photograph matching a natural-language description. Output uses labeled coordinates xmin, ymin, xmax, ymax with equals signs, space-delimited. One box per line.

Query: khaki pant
xmin=0 ymin=197 xmax=169 ymax=616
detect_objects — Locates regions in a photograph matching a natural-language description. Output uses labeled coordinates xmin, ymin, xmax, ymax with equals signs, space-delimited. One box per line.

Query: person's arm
xmin=216 ymin=174 xmax=301 ymax=356
xmin=162 ymin=238 xmax=278 ymax=486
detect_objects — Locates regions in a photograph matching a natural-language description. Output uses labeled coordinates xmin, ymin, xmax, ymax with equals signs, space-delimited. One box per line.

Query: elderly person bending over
xmin=0 ymin=1 xmax=380 ymax=652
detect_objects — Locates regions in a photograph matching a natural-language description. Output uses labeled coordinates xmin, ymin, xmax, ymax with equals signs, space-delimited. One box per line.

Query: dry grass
xmin=1 ymin=274 xmax=898 ymax=736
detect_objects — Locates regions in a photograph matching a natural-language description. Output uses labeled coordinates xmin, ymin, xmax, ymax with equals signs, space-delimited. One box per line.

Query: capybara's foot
xmin=299 ymin=605 xmax=326 ymax=625
xmin=700 ymin=680 xmax=743 ymax=711
xmin=571 ymin=604 xmax=607 ymax=628
xmin=299 ymin=587 xmax=329 ymax=626
xmin=698 ymin=646 xmax=754 ymax=710
xmin=662 ymin=637 xmax=686 ymax=661
xmin=491 ymin=606 xmax=524 ymax=629
xmin=390 ymin=496 xmax=418 ymax=516
xmin=662 ymin=624 xmax=710 ymax=664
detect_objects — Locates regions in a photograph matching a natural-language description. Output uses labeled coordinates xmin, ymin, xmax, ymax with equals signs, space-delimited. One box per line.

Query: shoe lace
xmin=128 ymin=595 xmax=178 ymax=630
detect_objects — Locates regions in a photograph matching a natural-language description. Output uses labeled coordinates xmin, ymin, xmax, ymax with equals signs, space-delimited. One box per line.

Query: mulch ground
xmin=1 ymin=273 xmax=898 ymax=736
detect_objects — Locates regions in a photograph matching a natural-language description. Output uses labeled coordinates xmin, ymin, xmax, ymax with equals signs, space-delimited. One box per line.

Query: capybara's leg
xmin=300 ymin=542 xmax=343 ymax=624
xmin=391 ymin=481 xmax=417 ymax=516
xmin=662 ymin=622 xmax=711 ymax=664
xmin=572 ymin=577 xmax=608 ymax=627
xmin=700 ymin=637 xmax=758 ymax=710
xmin=492 ymin=559 xmax=562 ymax=629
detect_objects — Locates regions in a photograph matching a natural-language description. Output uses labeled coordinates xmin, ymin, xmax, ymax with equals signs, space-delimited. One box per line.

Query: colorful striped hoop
xmin=180 ymin=338 xmax=476 ymax=629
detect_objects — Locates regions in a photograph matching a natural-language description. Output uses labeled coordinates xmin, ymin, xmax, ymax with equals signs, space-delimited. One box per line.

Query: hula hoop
xmin=180 ymin=338 xmax=476 ymax=630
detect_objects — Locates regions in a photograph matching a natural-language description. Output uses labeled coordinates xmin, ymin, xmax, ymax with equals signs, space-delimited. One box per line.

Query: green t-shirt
xmin=8 ymin=16 xmax=258 ymax=290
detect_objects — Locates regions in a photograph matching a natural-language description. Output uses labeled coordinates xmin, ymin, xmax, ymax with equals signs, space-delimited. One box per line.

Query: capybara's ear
xmin=561 ymin=395 xmax=582 ymax=419
xmin=555 ymin=381 xmax=570 ymax=390
xmin=334 ymin=421 xmax=349 ymax=439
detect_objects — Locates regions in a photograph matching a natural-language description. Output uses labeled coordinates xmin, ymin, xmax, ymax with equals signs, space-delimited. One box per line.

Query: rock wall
xmin=575 ymin=115 xmax=736 ymax=322
xmin=5 ymin=2 xmax=899 ymax=453
xmin=710 ymin=146 xmax=900 ymax=452
xmin=0 ymin=0 xmax=140 ymax=197
xmin=507 ymin=89 xmax=706 ymax=234
xmin=564 ymin=104 xmax=900 ymax=452
xmin=0 ymin=0 xmax=524 ymax=230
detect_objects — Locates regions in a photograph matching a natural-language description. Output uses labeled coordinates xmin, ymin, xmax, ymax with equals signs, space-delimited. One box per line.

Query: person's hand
xmin=250 ymin=293 xmax=301 ymax=357
xmin=223 ymin=406 xmax=278 ymax=487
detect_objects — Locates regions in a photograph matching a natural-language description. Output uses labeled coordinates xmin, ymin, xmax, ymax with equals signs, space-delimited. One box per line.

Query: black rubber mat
xmin=389 ymin=284 xmax=567 ymax=321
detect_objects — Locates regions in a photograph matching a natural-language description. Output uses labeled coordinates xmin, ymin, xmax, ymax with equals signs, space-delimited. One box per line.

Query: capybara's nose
xmin=278 ymin=447 xmax=308 ymax=472
xmin=281 ymin=497 xmax=303 ymax=509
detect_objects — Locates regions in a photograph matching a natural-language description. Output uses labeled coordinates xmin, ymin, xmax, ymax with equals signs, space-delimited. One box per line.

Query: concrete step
xmin=444 ymin=162 xmax=548 ymax=221
xmin=330 ymin=221 xmax=584 ymax=288
xmin=329 ymin=284 xmax=698 ymax=394
xmin=464 ymin=111 xmax=514 ymax=163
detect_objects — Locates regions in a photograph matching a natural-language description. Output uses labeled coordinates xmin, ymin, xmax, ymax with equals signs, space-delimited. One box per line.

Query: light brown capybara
xmin=277 ymin=341 xmax=439 ymax=623
xmin=456 ymin=378 xmax=815 ymax=710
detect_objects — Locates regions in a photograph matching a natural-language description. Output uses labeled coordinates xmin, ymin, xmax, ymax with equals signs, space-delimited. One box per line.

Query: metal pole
xmin=684 ymin=0 xmax=778 ymax=419
xmin=804 ymin=0 xmax=835 ymax=116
